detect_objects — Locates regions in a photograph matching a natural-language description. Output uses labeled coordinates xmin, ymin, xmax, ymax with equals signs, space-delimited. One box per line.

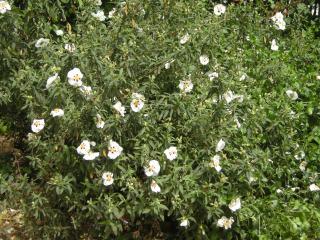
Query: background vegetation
xmin=0 ymin=0 xmax=320 ymax=239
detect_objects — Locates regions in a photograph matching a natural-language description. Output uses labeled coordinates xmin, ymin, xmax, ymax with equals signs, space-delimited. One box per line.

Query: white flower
xmin=108 ymin=8 xmax=116 ymax=18
xmin=31 ymin=119 xmax=45 ymax=133
xmin=151 ymin=180 xmax=161 ymax=193
xmin=239 ymin=74 xmax=246 ymax=81
xmin=91 ymin=10 xmax=106 ymax=21
xmin=199 ymin=55 xmax=209 ymax=65
xmin=108 ymin=140 xmax=123 ymax=159
xmin=180 ymin=219 xmax=189 ymax=227
xmin=79 ymin=85 xmax=93 ymax=98
xmin=93 ymin=0 xmax=102 ymax=6
xmin=67 ymin=68 xmax=83 ymax=87
xmin=50 ymin=108 xmax=64 ymax=117
xmin=317 ymin=75 xmax=320 ymax=80
xmin=65 ymin=43 xmax=76 ymax=53
xmin=180 ymin=33 xmax=190 ymax=44
xmin=96 ymin=114 xmax=105 ymax=129
xmin=271 ymin=12 xmax=286 ymax=30
xmin=113 ymin=101 xmax=126 ymax=117
xmin=83 ymin=151 xmax=99 ymax=160
xmin=294 ymin=151 xmax=305 ymax=160
xmin=299 ymin=161 xmax=307 ymax=172
xmin=215 ymin=139 xmax=225 ymax=152
xmin=276 ymin=189 xmax=283 ymax=194
xmin=217 ymin=216 xmax=234 ymax=230
xmin=164 ymin=62 xmax=171 ymax=69
xmin=271 ymin=12 xmax=284 ymax=22
xmin=208 ymin=71 xmax=219 ymax=81
xmin=130 ymin=93 xmax=145 ymax=112
xmin=164 ymin=60 xmax=175 ymax=69
xmin=0 ymin=1 xmax=11 ymax=14
xmin=228 ymin=198 xmax=241 ymax=212
xmin=209 ymin=155 xmax=221 ymax=172
xmin=27 ymin=133 xmax=37 ymax=141
xmin=178 ymin=80 xmax=193 ymax=93
xmin=54 ymin=30 xmax=64 ymax=36
xmin=164 ymin=146 xmax=178 ymax=161
xmin=309 ymin=183 xmax=320 ymax=192
xmin=213 ymin=4 xmax=226 ymax=16
xmin=286 ymin=90 xmax=298 ymax=100
xmin=46 ymin=73 xmax=59 ymax=89
xmin=223 ymin=90 xmax=235 ymax=103
xmin=77 ymin=140 xmax=91 ymax=155
xmin=144 ymin=160 xmax=160 ymax=177
xmin=271 ymin=39 xmax=279 ymax=51
xmin=35 ymin=38 xmax=50 ymax=48
xmin=234 ymin=118 xmax=241 ymax=128
xmin=102 ymin=172 xmax=114 ymax=186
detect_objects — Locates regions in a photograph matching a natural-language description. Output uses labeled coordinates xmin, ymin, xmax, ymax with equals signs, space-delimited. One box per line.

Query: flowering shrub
xmin=1 ymin=0 xmax=320 ymax=239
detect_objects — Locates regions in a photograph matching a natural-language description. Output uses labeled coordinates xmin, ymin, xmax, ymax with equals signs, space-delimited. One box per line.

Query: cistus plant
xmin=1 ymin=0 xmax=320 ymax=239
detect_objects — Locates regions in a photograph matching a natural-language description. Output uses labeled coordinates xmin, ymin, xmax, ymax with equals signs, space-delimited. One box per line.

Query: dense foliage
xmin=1 ymin=0 xmax=320 ymax=239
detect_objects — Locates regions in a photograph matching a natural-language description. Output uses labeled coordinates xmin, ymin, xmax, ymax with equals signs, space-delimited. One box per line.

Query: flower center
xmin=133 ymin=99 xmax=140 ymax=108
xmin=109 ymin=146 xmax=117 ymax=153
xmin=73 ymin=74 xmax=81 ymax=81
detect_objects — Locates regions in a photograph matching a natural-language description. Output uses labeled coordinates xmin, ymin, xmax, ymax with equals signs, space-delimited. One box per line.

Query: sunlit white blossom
xmin=223 ymin=90 xmax=243 ymax=103
xmin=27 ymin=133 xmax=37 ymax=141
xmin=276 ymin=189 xmax=283 ymax=194
xmin=294 ymin=151 xmax=305 ymax=160
xmin=102 ymin=172 xmax=114 ymax=186
xmin=239 ymin=74 xmax=246 ymax=81
xmin=130 ymin=93 xmax=145 ymax=112
xmin=151 ymin=180 xmax=161 ymax=193
xmin=209 ymin=154 xmax=221 ymax=172
xmin=144 ymin=160 xmax=160 ymax=177
xmin=35 ymin=38 xmax=50 ymax=48
xmin=77 ymin=140 xmax=91 ymax=155
xmin=113 ymin=101 xmax=126 ymax=117
xmin=286 ymin=90 xmax=298 ymax=100
xmin=234 ymin=118 xmax=241 ymax=128
xmin=67 ymin=68 xmax=83 ymax=87
xmin=164 ymin=146 xmax=178 ymax=161
xmin=180 ymin=219 xmax=189 ymax=227
xmin=46 ymin=73 xmax=59 ymax=89
xmin=108 ymin=8 xmax=116 ymax=18
xmin=108 ymin=140 xmax=123 ymax=159
xmin=54 ymin=30 xmax=64 ymax=36
xmin=83 ymin=151 xmax=99 ymax=160
xmin=216 ymin=139 xmax=225 ymax=152
xmin=179 ymin=80 xmax=193 ymax=93
xmin=309 ymin=183 xmax=320 ymax=192
xmin=208 ymin=71 xmax=219 ymax=81
xmin=165 ymin=60 xmax=175 ymax=69
xmin=271 ymin=12 xmax=286 ymax=30
xmin=31 ymin=119 xmax=45 ymax=133
xmin=92 ymin=10 xmax=106 ymax=21
xmin=79 ymin=85 xmax=93 ymax=98
xmin=0 ymin=1 xmax=11 ymax=14
xmin=217 ymin=216 xmax=234 ymax=230
xmin=65 ymin=43 xmax=76 ymax=53
xmin=228 ymin=198 xmax=241 ymax=212
xmin=50 ymin=108 xmax=64 ymax=117
xmin=317 ymin=75 xmax=320 ymax=80
xmin=199 ymin=55 xmax=209 ymax=65
xmin=96 ymin=114 xmax=105 ymax=129
xmin=299 ymin=161 xmax=307 ymax=172
xmin=271 ymin=39 xmax=279 ymax=51
xmin=214 ymin=4 xmax=226 ymax=16
xmin=180 ymin=33 xmax=190 ymax=44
